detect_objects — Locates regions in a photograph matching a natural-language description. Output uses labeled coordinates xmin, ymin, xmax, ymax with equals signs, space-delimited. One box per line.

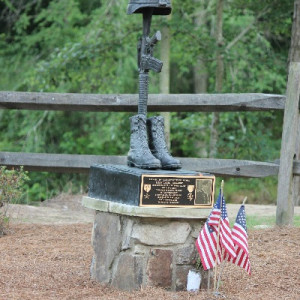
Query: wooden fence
xmin=1 ymin=62 xmax=299 ymax=225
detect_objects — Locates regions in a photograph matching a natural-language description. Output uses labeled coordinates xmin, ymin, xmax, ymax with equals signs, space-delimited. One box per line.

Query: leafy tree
xmin=0 ymin=0 xmax=294 ymax=203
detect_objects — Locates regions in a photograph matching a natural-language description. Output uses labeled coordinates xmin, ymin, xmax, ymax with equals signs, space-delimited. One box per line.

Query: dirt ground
xmin=0 ymin=194 xmax=300 ymax=300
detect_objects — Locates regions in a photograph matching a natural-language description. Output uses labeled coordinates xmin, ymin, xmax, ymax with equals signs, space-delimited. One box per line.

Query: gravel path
xmin=6 ymin=194 xmax=300 ymax=225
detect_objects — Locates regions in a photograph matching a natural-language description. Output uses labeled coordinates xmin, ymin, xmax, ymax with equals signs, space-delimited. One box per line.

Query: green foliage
xmin=0 ymin=167 xmax=29 ymax=205
xmin=23 ymin=172 xmax=88 ymax=203
xmin=0 ymin=167 xmax=29 ymax=235
xmin=195 ymin=257 xmax=203 ymax=270
xmin=217 ymin=112 xmax=282 ymax=161
xmin=0 ymin=0 xmax=293 ymax=203
xmin=245 ymin=215 xmax=300 ymax=229
xmin=221 ymin=177 xmax=278 ymax=205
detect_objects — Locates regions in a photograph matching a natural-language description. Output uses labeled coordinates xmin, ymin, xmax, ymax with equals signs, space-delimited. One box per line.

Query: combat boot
xmin=147 ymin=116 xmax=181 ymax=170
xmin=127 ymin=114 xmax=161 ymax=169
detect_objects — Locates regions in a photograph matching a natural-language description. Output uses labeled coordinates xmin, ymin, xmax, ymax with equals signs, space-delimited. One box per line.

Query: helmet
xmin=127 ymin=0 xmax=172 ymax=15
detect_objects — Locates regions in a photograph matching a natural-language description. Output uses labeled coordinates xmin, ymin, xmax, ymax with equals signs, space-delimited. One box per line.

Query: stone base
xmin=84 ymin=197 xmax=211 ymax=291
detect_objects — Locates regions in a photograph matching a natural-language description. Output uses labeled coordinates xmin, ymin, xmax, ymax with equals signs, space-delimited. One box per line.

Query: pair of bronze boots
xmin=127 ymin=114 xmax=181 ymax=170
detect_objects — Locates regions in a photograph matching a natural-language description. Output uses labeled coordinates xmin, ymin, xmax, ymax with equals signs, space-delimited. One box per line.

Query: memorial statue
xmin=127 ymin=0 xmax=181 ymax=170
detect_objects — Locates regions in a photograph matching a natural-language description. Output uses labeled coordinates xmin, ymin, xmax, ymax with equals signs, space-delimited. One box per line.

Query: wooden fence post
xmin=276 ymin=62 xmax=300 ymax=225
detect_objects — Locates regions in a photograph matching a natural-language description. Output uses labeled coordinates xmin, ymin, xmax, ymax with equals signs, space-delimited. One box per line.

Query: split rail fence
xmin=1 ymin=62 xmax=300 ymax=226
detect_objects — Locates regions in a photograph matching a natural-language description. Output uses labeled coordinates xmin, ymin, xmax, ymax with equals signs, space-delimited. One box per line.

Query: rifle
xmin=138 ymin=31 xmax=163 ymax=73
xmin=138 ymin=9 xmax=163 ymax=115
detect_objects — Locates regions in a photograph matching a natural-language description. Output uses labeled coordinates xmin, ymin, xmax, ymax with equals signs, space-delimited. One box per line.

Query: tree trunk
xmin=193 ymin=0 xmax=210 ymax=157
xmin=193 ymin=0 xmax=209 ymax=94
xmin=160 ymin=19 xmax=171 ymax=149
xmin=289 ymin=1 xmax=300 ymax=65
xmin=276 ymin=63 xmax=300 ymax=225
xmin=209 ymin=0 xmax=224 ymax=158
xmin=289 ymin=0 xmax=300 ymax=206
xmin=194 ymin=57 xmax=208 ymax=94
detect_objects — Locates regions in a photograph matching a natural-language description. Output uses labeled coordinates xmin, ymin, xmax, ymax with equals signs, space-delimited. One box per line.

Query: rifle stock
xmin=141 ymin=55 xmax=163 ymax=73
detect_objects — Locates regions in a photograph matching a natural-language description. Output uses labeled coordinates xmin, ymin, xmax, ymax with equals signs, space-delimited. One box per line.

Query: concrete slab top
xmin=82 ymin=196 xmax=210 ymax=219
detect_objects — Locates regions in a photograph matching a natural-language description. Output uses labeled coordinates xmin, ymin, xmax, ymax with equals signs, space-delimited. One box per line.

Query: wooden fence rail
xmin=0 ymin=92 xmax=285 ymax=112
xmin=0 ymin=151 xmax=290 ymax=177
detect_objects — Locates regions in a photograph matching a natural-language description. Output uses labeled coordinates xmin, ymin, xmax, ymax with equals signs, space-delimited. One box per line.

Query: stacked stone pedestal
xmin=83 ymin=197 xmax=211 ymax=291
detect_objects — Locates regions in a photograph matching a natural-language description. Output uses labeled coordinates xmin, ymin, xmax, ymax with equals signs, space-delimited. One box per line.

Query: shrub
xmin=0 ymin=167 xmax=29 ymax=236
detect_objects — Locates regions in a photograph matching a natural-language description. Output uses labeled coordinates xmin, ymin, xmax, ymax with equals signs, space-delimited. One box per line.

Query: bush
xmin=0 ymin=167 xmax=29 ymax=236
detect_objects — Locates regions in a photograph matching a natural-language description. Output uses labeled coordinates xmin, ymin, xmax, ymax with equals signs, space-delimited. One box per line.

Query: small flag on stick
xmin=227 ymin=204 xmax=251 ymax=275
xmin=195 ymin=193 xmax=222 ymax=270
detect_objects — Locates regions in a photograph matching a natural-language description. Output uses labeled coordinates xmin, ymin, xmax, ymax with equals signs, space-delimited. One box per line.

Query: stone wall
xmin=90 ymin=210 xmax=209 ymax=291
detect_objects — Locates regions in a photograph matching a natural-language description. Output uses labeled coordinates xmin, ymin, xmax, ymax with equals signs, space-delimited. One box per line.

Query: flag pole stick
xmin=216 ymin=196 xmax=248 ymax=291
xmin=216 ymin=248 xmax=225 ymax=292
xmin=213 ymin=180 xmax=224 ymax=291
xmin=207 ymin=269 xmax=211 ymax=291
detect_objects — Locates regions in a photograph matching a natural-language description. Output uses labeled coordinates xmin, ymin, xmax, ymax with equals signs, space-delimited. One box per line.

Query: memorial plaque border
xmin=140 ymin=174 xmax=215 ymax=208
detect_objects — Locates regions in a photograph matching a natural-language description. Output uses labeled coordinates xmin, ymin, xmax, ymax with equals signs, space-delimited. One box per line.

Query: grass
xmin=216 ymin=177 xmax=278 ymax=205
xmin=246 ymin=215 xmax=300 ymax=229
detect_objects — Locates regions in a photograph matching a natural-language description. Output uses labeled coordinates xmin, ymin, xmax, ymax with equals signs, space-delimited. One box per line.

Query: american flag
xmin=227 ymin=205 xmax=251 ymax=275
xmin=195 ymin=219 xmax=222 ymax=270
xmin=195 ymin=193 xmax=222 ymax=270
xmin=219 ymin=196 xmax=236 ymax=260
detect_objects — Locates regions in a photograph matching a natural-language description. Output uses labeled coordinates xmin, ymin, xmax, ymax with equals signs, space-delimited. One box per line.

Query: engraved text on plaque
xmin=140 ymin=174 xmax=215 ymax=207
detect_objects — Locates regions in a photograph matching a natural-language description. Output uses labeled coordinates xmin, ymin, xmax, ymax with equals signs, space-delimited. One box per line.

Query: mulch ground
xmin=0 ymin=224 xmax=299 ymax=300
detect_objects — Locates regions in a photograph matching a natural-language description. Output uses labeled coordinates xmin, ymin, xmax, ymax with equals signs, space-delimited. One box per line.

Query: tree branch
xmin=225 ymin=7 xmax=271 ymax=52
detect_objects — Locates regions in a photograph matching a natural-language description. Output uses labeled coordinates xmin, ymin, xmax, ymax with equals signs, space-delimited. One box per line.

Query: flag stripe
xmin=232 ymin=224 xmax=248 ymax=246
xmin=196 ymin=235 xmax=210 ymax=269
xmin=208 ymin=210 xmax=221 ymax=227
xmin=196 ymin=223 xmax=215 ymax=270
xmin=219 ymin=197 xmax=236 ymax=259
xmin=232 ymin=225 xmax=249 ymax=254
xmin=227 ymin=205 xmax=251 ymax=275
xmin=200 ymin=225 xmax=215 ymax=269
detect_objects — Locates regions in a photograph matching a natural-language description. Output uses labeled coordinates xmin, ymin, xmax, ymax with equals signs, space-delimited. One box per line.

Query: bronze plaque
xmin=140 ymin=174 xmax=215 ymax=208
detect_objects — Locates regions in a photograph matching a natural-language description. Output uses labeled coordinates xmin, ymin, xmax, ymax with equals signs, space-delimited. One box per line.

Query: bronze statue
xmin=127 ymin=0 xmax=181 ymax=170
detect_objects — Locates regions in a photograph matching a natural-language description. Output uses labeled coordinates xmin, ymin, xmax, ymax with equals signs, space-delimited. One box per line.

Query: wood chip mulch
xmin=0 ymin=224 xmax=299 ymax=300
